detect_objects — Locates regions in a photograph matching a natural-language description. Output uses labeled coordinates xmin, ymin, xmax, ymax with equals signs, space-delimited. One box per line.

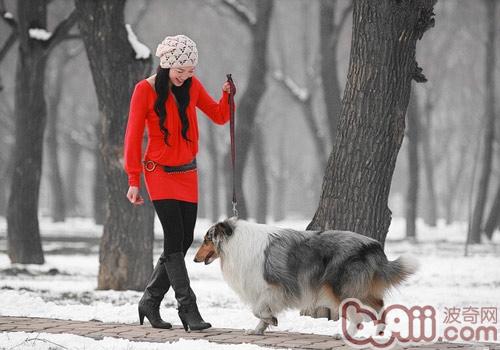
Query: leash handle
xmin=226 ymin=74 xmax=238 ymax=218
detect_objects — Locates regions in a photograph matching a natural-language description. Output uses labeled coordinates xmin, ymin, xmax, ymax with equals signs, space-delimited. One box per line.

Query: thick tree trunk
xmin=420 ymin=96 xmax=437 ymax=226
xmin=405 ymin=91 xmax=419 ymax=240
xmin=75 ymin=0 xmax=153 ymax=290
xmin=468 ymin=0 xmax=497 ymax=244
xmin=253 ymin=123 xmax=268 ymax=223
xmin=7 ymin=1 xmax=49 ymax=264
xmin=227 ymin=0 xmax=274 ymax=219
xmin=46 ymin=51 xmax=67 ymax=223
xmin=308 ymin=0 xmax=436 ymax=246
xmin=319 ymin=0 xmax=343 ymax=145
xmin=207 ymin=124 xmax=220 ymax=222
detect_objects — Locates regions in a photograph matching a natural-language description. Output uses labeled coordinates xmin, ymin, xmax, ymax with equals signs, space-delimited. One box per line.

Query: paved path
xmin=0 ymin=316 xmax=498 ymax=349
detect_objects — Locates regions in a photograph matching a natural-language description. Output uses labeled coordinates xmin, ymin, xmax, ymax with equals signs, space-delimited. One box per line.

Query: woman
xmin=123 ymin=34 xmax=233 ymax=331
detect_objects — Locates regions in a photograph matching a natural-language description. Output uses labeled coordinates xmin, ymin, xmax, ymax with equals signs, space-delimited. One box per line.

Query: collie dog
xmin=194 ymin=218 xmax=417 ymax=335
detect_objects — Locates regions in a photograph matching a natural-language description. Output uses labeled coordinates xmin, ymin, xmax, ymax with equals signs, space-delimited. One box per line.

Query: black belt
xmin=143 ymin=158 xmax=197 ymax=174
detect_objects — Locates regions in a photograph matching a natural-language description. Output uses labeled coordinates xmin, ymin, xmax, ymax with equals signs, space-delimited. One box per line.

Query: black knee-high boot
xmin=164 ymin=252 xmax=211 ymax=331
xmin=138 ymin=253 xmax=172 ymax=329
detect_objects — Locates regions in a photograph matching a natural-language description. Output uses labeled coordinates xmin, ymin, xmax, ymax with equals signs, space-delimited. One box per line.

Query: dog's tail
xmin=379 ymin=255 xmax=418 ymax=288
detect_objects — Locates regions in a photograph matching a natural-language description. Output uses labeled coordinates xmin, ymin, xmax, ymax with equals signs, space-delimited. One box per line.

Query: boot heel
xmin=180 ymin=317 xmax=189 ymax=332
xmin=139 ymin=310 xmax=145 ymax=325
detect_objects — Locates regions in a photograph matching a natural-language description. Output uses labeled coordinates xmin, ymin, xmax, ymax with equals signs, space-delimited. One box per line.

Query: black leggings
xmin=152 ymin=199 xmax=198 ymax=256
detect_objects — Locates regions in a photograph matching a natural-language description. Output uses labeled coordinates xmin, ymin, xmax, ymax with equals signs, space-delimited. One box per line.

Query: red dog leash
xmin=226 ymin=74 xmax=238 ymax=218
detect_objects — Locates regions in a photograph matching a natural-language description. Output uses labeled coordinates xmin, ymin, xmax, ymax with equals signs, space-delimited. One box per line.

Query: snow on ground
xmin=0 ymin=332 xmax=270 ymax=350
xmin=0 ymin=216 xmax=499 ymax=348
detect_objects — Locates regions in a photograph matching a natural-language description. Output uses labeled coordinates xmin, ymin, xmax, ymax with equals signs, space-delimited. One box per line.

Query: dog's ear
xmin=220 ymin=221 xmax=233 ymax=236
xmin=215 ymin=221 xmax=233 ymax=237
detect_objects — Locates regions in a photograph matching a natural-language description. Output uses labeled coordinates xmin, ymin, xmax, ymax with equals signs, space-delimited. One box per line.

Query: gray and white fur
xmin=202 ymin=218 xmax=417 ymax=335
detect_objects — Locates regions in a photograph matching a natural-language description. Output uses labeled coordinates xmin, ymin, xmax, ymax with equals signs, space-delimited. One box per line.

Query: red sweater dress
xmin=123 ymin=76 xmax=231 ymax=203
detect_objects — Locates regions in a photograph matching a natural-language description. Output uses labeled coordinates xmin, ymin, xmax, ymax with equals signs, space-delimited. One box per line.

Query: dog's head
xmin=194 ymin=218 xmax=236 ymax=265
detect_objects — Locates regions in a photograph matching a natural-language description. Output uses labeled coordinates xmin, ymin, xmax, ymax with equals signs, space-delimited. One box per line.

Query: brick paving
xmin=0 ymin=316 xmax=499 ymax=349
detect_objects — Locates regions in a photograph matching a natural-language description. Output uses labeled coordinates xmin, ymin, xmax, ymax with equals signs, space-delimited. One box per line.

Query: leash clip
xmin=232 ymin=201 xmax=239 ymax=218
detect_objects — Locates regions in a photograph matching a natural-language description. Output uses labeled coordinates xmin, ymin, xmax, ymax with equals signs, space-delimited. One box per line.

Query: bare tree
xmin=220 ymin=0 xmax=274 ymax=219
xmin=468 ymin=0 xmax=497 ymax=244
xmin=319 ymin=0 xmax=353 ymax=145
xmin=420 ymin=92 xmax=438 ymax=226
xmin=3 ymin=1 xmax=77 ymax=264
xmin=45 ymin=45 xmax=83 ymax=222
xmin=253 ymin=121 xmax=268 ymax=223
xmin=75 ymin=0 xmax=154 ymax=290
xmin=308 ymin=0 xmax=436 ymax=246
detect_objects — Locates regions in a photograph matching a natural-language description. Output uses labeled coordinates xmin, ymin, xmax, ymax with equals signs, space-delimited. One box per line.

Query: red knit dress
xmin=123 ymin=76 xmax=231 ymax=203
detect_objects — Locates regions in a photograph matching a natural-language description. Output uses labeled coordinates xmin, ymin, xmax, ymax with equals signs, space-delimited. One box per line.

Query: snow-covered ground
xmin=0 ymin=216 xmax=499 ymax=349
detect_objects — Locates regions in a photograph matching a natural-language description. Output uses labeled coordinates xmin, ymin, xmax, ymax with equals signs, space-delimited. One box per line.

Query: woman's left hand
xmin=222 ymin=81 xmax=232 ymax=94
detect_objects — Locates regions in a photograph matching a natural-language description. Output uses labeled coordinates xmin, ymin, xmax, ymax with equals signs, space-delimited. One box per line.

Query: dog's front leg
xmin=246 ymin=319 xmax=270 ymax=335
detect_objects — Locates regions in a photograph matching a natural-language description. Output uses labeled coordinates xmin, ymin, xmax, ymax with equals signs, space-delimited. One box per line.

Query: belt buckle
xmin=144 ymin=160 xmax=156 ymax=172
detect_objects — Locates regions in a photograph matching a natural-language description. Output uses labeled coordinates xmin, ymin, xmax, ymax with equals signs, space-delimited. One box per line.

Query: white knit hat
xmin=155 ymin=34 xmax=198 ymax=69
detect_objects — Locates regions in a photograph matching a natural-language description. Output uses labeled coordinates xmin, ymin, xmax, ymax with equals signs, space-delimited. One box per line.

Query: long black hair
xmin=154 ymin=66 xmax=192 ymax=146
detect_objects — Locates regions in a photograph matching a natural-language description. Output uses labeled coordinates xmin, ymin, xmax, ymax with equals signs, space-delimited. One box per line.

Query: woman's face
xmin=169 ymin=66 xmax=195 ymax=87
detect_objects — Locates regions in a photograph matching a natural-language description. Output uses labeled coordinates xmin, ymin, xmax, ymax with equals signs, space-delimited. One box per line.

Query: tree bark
xmin=75 ymin=0 xmax=154 ymax=290
xmin=223 ymin=0 xmax=274 ymax=219
xmin=6 ymin=0 xmax=76 ymax=264
xmin=405 ymin=90 xmax=420 ymax=239
xmin=7 ymin=2 xmax=49 ymax=264
xmin=307 ymin=0 xmax=436 ymax=246
xmin=468 ymin=0 xmax=497 ymax=244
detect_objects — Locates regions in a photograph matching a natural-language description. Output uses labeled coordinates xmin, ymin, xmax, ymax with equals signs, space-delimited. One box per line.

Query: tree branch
xmin=330 ymin=2 xmax=353 ymax=49
xmin=335 ymin=2 xmax=353 ymax=34
xmin=0 ymin=30 xmax=17 ymax=63
xmin=221 ymin=0 xmax=256 ymax=28
xmin=46 ymin=9 xmax=78 ymax=53
xmin=0 ymin=0 xmax=17 ymax=29
xmin=272 ymin=71 xmax=310 ymax=103
xmin=132 ymin=0 xmax=152 ymax=28
xmin=63 ymin=33 xmax=81 ymax=41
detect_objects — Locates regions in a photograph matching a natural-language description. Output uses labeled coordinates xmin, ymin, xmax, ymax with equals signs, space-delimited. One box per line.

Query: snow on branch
xmin=273 ymin=70 xmax=309 ymax=102
xmin=222 ymin=0 xmax=256 ymax=26
xmin=3 ymin=11 xmax=12 ymax=19
xmin=125 ymin=24 xmax=151 ymax=59
xmin=29 ymin=28 xmax=52 ymax=41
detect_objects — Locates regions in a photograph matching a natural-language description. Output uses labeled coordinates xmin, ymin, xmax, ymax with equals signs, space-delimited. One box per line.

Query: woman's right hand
xmin=127 ymin=186 xmax=144 ymax=205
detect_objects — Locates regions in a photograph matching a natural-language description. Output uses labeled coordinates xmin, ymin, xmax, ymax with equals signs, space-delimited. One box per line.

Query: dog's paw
xmin=245 ymin=329 xmax=265 ymax=336
xmin=333 ymin=333 xmax=343 ymax=340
